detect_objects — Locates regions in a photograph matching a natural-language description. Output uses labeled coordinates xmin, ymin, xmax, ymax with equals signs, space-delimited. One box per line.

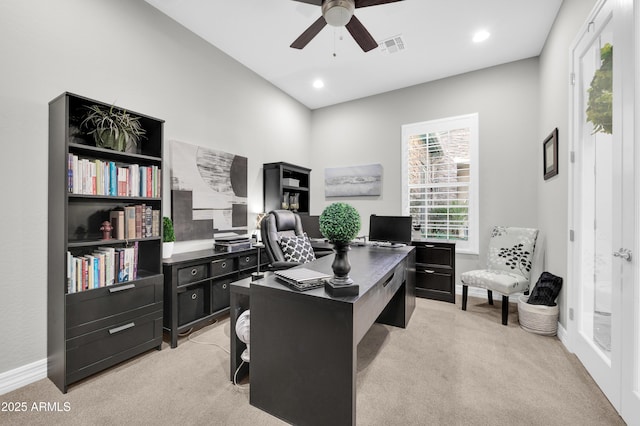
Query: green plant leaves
xmin=319 ymin=202 xmax=361 ymax=244
xmin=586 ymin=43 xmax=613 ymax=135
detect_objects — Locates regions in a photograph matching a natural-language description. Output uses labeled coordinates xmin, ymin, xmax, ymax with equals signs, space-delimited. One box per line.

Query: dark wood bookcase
xmin=263 ymin=162 xmax=311 ymax=214
xmin=48 ymin=92 xmax=164 ymax=392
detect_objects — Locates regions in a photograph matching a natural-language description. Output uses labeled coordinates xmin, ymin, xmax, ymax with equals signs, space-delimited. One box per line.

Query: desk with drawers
xmin=244 ymin=245 xmax=416 ymax=426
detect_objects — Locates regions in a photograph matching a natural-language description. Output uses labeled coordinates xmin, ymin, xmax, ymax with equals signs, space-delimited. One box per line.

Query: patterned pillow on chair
xmin=279 ymin=233 xmax=317 ymax=264
xmin=486 ymin=226 xmax=538 ymax=280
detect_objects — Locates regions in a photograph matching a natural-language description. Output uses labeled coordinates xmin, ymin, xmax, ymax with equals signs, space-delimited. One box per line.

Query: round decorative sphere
xmin=319 ymin=202 xmax=361 ymax=244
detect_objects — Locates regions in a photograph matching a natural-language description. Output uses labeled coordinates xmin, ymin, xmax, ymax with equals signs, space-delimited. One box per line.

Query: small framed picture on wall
xmin=543 ymin=128 xmax=558 ymax=180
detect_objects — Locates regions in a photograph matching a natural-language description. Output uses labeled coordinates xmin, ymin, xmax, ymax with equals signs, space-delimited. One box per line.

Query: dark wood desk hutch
xmin=263 ymin=162 xmax=311 ymax=214
xmin=412 ymin=240 xmax=456 ymax=303
xmin=48 ymin=93 xmax=164 ymax=392
xmin=162 ymin=248 xmax=268 ymax=348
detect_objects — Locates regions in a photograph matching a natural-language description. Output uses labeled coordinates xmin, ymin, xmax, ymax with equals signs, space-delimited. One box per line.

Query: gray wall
xmin=538 ymin=0 xmax=598 ymax=327
xmin=0 ymin=0 xmax=311 ymax=375
xmin=0 ymin=0 xmax=599 ymax=380
xmin=310 ymin=58 xmax=541 ymax=283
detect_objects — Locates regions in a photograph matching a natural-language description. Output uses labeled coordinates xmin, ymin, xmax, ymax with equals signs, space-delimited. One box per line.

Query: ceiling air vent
xmin=379 ymin=35 xmax=406 ymax=54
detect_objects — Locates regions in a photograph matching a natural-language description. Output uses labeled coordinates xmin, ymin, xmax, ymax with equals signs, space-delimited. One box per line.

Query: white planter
xmin=517 ymin=295 xmax=559 ymax=336
xmin=162 ymin=241 xmax=174 ymax=259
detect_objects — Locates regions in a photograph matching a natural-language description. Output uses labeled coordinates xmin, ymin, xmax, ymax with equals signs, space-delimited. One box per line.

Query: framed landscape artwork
xmin=325 ymin=163 xmax=383 ymax=197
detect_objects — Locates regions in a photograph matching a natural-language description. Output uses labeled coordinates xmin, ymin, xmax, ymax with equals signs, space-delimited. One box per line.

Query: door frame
xmin=567 ymin=0 xmax=639 ymax=423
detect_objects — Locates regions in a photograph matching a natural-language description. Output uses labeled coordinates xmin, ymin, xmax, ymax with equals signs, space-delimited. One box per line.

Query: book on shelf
xmin=66 ymin=243 xmax=140 ymax=294
xmin=135 ymin=204 xmax=143 ymax=239
xmin=152 ymin=210 xmax=160 ymax=237
xmin=124 ymin=206 xmax=136 ymax=239
xmin=110 ymin=209 xmax=125 ymax=240
xmin=144 ymin=205 xmax=153 ymax=237
xmin=67 ymin=154 xmax=161 ymax=198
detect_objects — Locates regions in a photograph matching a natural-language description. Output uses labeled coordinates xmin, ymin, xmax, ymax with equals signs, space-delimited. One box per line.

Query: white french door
xmin=569 ymin=0 xmax=640 ymax=423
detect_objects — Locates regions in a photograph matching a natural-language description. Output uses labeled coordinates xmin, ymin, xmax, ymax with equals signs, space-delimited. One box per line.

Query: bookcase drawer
xmin=177 ymin=263 xmax=208 ymax=285
xmin=66 ymin=275 xmax=162 ymax=333
xmin=66 ymin=310 xmax=162 ymax=382
xmin=211 ymin=257 xmax=236 ymax=276
xmin=238 ymin=253 xmax=258 ymax=270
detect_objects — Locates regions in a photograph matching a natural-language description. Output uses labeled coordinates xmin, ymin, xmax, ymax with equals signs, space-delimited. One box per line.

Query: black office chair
xmin=261 ymin=210 xmax=316 ymax=271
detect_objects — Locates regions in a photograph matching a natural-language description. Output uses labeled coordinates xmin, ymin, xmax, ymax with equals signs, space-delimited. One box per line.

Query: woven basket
xmin=517 ymin=295 xmax=559 ymax=336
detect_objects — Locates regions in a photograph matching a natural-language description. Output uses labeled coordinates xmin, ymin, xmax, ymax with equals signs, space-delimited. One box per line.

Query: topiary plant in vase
xmin=162 ymin=216 xmax=176 ymax=259
xmin=319 ymin=202 xmax=361 ymax=289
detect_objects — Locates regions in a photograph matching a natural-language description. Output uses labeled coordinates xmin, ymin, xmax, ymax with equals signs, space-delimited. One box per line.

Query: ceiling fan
xmin=290 ymin=0 xmax=404 ymax=52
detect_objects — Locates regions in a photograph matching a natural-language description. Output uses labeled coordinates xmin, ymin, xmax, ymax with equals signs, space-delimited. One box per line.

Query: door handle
xmin=613 ymin=248 xmax=632 ymax=262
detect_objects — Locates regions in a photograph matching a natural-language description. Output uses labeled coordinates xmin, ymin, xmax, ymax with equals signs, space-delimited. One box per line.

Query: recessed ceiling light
xmin=313 ymin=79 xmax=325 ymax=89
xmin=473 ymin=30 xmax=490 ymax=43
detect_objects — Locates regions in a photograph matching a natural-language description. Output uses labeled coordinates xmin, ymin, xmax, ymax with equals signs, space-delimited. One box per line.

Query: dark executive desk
xmin=231 ymin=245 xmax=416 ymax=426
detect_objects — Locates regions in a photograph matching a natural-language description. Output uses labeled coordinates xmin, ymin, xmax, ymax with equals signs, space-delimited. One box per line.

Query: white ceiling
xmin=144 ymin=0 xmax=563 ymax=110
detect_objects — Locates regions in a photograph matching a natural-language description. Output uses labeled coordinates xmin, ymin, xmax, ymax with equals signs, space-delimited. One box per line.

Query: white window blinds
xmin=402 ymin=114 xmax=479 ymax=254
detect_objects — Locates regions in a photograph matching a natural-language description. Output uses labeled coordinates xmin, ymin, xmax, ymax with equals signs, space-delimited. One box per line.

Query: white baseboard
xmin=556 ymin=322 xmax=569 ymax=349
xmin=455 ymin=284 xmax=525 ymax=300
xmin=0 ymin=359 xmax=47 ymax=396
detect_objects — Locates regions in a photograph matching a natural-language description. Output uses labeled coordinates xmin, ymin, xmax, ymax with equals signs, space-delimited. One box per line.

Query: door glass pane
xmin=580 ymin=31 xmax=614 ymax=355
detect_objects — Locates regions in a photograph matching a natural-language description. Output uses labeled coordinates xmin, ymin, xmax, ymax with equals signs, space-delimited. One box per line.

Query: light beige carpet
xmin=1 ymin=296 xmax=624 ymax=425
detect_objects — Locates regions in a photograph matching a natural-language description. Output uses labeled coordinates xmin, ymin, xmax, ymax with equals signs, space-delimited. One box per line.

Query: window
xmin=401 ymin=114 xmax=479 ymax=254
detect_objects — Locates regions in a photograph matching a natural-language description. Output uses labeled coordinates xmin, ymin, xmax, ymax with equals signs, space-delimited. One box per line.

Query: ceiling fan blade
xmin=291 ymin=0 xmax=323 ymax=5
xmin=345 ymin=15 xmax=378 ymax=52
xmin=355 ymin=0 xmax=404 ymax=8
xmin=291 ymin=16 xmax=328 ymax=49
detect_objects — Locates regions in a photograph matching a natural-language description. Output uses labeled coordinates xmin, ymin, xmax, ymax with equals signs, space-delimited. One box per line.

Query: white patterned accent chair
xmin=461 ymin=226 xmax=540 ymax=325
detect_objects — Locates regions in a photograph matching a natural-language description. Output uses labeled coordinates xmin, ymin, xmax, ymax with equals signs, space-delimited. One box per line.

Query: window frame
xmin=401 ymin=113 xmax=479 ymax=254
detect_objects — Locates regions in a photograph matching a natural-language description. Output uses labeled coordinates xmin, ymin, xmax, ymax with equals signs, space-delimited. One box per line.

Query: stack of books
xmin=214 ymin=235 xmax=252 ymax=253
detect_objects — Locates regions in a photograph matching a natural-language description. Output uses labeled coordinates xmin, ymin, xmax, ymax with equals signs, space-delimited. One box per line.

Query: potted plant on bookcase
xmin=162 ymin=216 xmax=176 ymax=259
xmin=80 ymin=104 xmax=146 ymax=152
xmin=319 ymin=202 xmax=361 ymax=296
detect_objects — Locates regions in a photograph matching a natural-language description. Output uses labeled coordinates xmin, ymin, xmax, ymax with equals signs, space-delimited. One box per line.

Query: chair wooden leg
xmin=487 ymin=290 xmax=493 ymax=305
xmin=502 ymin=296 xmax=509 ymax=325
xmin=462 ymin=285 xmax=468 ymax=310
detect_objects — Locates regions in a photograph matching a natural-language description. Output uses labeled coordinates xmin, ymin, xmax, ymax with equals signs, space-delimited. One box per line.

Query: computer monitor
xmin=299 ymin=215 xmax=323 ymax=239
xmin=368 ymin=215 xmax=412 ymax=245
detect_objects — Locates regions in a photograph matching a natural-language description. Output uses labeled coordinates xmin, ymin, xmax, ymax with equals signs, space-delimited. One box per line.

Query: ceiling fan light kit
xmin=290 ymin=0 xmax=404 ymax=52
xmin=322 ymin=0 xmax=355 ymax=27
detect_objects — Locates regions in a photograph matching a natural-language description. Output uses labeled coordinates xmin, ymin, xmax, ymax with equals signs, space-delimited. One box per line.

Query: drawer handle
xmin=383 ymin=273 xmax=395 ymax=287
xmin=109 ymin=322 xmax=135 ymax=335
xmin=221 ymin=262 xmax=227 ymax=268
xmin=223 ymin=283 xmax=228 ymax=290
xmin=109 ymin=284 xmax=135 ymax=293
xmin=424 ymin=270 xmax=435 ymax=274
xmin=191 ymin=293 xmax=198 ymax=300
xmin=191 ymin=268 xmax=198 ymax=276
xmin=425 ymin=244 xmax=435 ymax=248
xmin=245 ymin=257 xmax=250 ymax=262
